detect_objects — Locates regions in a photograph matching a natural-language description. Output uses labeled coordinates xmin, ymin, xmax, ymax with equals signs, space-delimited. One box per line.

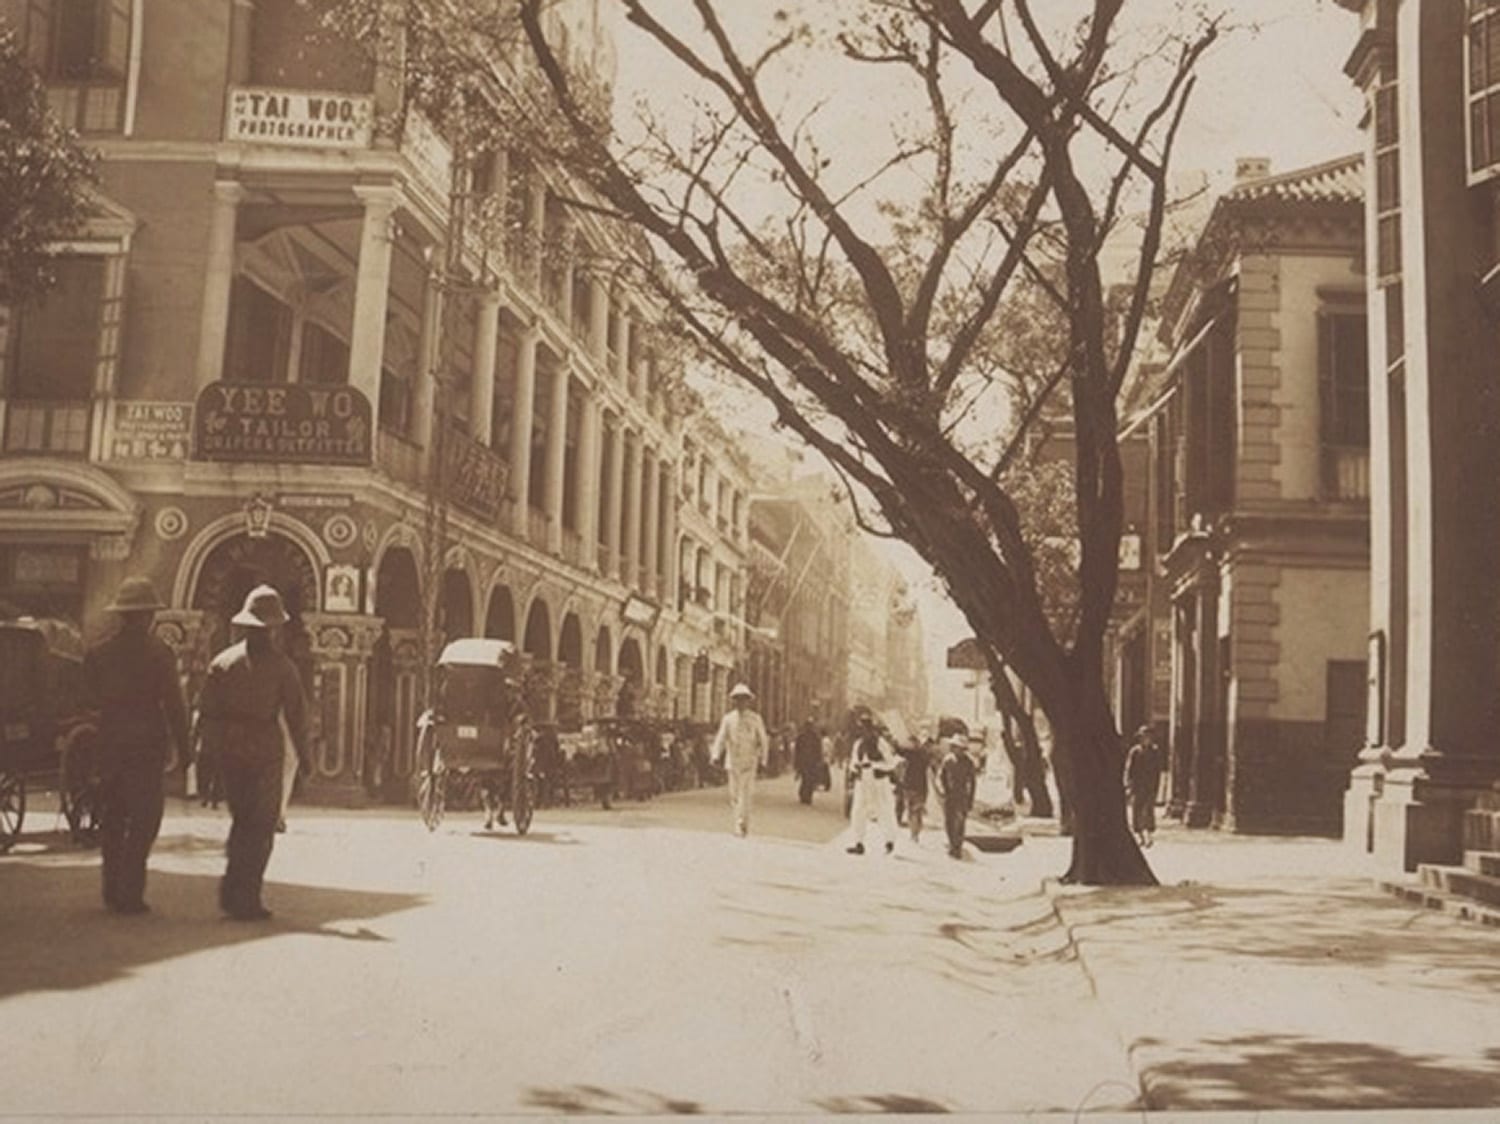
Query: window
xmin=27 ymin=0 xmax=132 ymax=134
xmin=2 ymin=255 xmax=109 ymax=455
xmin=379 ymin=366 xmax=414 ymax=438
xmin=1469 ymin=1 xmax=1500 ymax=180
xmin=224 ymin=279 xmax=292 ymax=384
xmin=298 ymin=322 xmax=349 ymax=386
xmin=1319 ymin=310 xmax=1370 ymax=501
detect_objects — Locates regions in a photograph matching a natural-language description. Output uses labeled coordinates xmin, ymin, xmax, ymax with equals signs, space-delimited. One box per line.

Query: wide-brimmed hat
xmin=107 ymin=576 xmax=165 ymax=613
xmin=729 ymin=682 xmax=754 ymax=700
xmin=231 ymin=584 xmax=289 ymax=628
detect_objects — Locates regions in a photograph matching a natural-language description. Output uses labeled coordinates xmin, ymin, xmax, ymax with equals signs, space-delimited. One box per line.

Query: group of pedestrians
xmin=86 ymin=576 xmax=308 ymax=921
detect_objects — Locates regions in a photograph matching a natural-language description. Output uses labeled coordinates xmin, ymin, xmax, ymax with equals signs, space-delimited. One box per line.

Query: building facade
xmin=1132 ymin=154 xmax=1371 ymax=834
xmin=0 ymin=0 xmax=749 ymax=800
xmin=1336 ymin=0 xmax=1500 ymax=871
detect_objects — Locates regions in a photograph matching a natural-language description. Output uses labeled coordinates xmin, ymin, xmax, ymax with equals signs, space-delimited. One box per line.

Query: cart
xmin=412 ymin=639 xmax=534 ymax=834
xmin=0 ymin=618 xmax=101 ymax=851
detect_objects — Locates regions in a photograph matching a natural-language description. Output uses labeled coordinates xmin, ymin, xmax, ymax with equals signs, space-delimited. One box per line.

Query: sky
xmin=605 ymin=1 xmax=1366 ymax=718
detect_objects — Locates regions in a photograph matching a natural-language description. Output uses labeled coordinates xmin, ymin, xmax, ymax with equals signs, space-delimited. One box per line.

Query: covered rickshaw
xmin=0 ymin=617 xmax=101 ymax=850
xmin=413 ymin=638 xmax=534 ymax=834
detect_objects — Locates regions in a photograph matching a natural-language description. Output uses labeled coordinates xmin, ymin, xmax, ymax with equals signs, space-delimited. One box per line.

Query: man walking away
xmin=899 ymin=737 xmax=933 ymax=843
xmin=84 ymin=577 xmax=191 ymax=914
xmin=710 ymin=683 xmax=768 ymax=836
xmin=846 ymin=712 xmax=898 ymax=855
xmin=793 ymin=718 xmax=824 ymax=805
xmin=1123 ymin=724 xmax=1164 ymax=849
xmin=935 ymin=735 xmax=977 ymax=859
xmin=195 ymin=585 xmax=310 ymax=921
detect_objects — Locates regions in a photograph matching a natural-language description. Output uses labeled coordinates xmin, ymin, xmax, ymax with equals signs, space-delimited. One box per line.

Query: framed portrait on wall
xmin=325 ymin=563 xmax=360 ymax=614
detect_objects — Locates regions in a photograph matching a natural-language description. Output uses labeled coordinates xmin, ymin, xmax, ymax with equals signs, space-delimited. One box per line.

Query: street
xmin=4 ymin=778 xmax=1500 ymax=1120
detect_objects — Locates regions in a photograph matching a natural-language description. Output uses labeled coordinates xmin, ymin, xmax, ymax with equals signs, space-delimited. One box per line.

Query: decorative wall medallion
xmin=155 ymin=506 xmax=188 ymax=541
xmin=324 ymin=513 xmax=358 ymax=550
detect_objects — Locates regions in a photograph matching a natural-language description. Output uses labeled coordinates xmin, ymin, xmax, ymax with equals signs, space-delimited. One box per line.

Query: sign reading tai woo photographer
xmin=226 ymin=87 xmax=374 ymax=149
xmin=194 ymin=382 xmax=372 ymax=466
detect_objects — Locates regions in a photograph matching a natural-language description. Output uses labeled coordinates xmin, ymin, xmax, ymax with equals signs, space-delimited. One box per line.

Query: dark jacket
xmin=198 ymin=639 xmax=309 ymax=767
xmin=84 ymin=627 xmax=190 ymax=765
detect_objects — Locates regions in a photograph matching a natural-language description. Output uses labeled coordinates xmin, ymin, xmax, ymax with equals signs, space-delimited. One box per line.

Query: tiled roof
xmin=1223 ymin=152 xmax=1363 ymax=206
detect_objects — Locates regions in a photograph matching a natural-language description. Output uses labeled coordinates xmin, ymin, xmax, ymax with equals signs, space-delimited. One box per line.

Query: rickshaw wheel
xmin=60 ymin=726 xmax=101 ymax=846
xmin=511 ymin=720 xmax=534 ymax=835
xmin=417 ymin=767 xmax=445 ymax=831
xmin=0 ymin=772 xmax=25 ymax=852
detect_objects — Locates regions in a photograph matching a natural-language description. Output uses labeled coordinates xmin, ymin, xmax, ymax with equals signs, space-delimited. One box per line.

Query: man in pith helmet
xmin=195 ymin=584 xmax=310 ymax=921
xmin=84 ymin=576 xmax=191 ymax=914
xmin=710 ymin=682 xmax=768 ymax=836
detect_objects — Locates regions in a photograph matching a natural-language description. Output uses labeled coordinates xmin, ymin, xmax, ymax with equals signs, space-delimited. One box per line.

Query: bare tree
xmin=356 ymin=0 xmax=1218 ymax=884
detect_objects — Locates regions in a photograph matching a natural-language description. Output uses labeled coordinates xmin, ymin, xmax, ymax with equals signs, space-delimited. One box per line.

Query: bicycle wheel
xmin=0 ymin=771 xmax=25 ymax=852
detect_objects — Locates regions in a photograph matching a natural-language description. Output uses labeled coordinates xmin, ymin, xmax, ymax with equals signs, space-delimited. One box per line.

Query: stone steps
xmin=1389 ymin=784 xmax=1500 ymax=926
xmin=1385 ymin=880 xmax=1500 ymax=928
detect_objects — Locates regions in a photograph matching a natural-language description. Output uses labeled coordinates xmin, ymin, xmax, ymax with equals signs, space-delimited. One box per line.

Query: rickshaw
xmin=412 ymin=638 xmax=534 ymax=834
xmin=0 ymin=617 xmax=101 ymax=851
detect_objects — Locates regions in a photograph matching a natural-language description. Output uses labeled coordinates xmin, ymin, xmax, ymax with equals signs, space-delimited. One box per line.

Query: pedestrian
xmin=1123 ymin=724 xmax=1164 ymax=849
xmin=934 ymin=735 xmax=977 ymax=859
xmin=709 ymin=682 xmax=768 ymax=836
xmin=793 ymin=717 xmax=824 ymax=805
xmin=194 ymin=585 xmax=311 ymax=921
xmin=898 ymin=737 xmax=933 ymax=844
xmin=83 ymin=577 xmax=191 ymax=915
xmin=846 ymin=712 xmax=898 ymax=855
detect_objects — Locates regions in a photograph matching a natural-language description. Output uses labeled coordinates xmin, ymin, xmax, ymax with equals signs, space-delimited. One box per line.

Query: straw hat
xmin=106 ymin=576 xmax=165 ymax=614
xmin=231 ymin=584 xmax=289 ymax=628
xmin=729 ymin=682 xmax=754 ymax=700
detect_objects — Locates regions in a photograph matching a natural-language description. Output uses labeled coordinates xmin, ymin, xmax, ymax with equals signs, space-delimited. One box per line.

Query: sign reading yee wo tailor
xmin=194 ymin=382 xmax=372 ymax=466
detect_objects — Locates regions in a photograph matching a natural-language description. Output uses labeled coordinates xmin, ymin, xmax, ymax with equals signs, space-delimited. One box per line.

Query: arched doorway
xmin=557 ymin=612 xmax=584 ymax=728
xmin=372 ymin=545 xmax=421 ymax=796
xmin=484 ymin=585 xmax=516 ymax=642
xmin=441 ymin=569 xmax=473 ymax=640
xmin=522 ymin=597 xmax=553 ymax=721
xmin=655 ymin=644 xmax=669 ymax=718
xmin=594 ymin=625 xmax=612 ymax=675
xmin=617 ymin=636 xmax=644 ymax=718
xmin=191 ymin=531 xmax=319 ymax=661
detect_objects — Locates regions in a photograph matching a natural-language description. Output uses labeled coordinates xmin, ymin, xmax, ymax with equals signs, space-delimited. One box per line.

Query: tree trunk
xmin=1052 ymin=680 xmax=1156 ymax=886
xmin=992 ymin=673 xmax=1052 ymax=817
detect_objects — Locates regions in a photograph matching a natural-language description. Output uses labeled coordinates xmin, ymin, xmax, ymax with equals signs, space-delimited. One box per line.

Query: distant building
xmin=1128 ymin=153 xmax=1370 ymax=834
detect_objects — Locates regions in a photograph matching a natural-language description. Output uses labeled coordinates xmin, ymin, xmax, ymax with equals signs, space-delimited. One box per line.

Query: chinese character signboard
xmin=445 ymin=432 xmax=508 ymax=520
xmin=945 ymin=637 xmax=988 ymax=670
xmin=111 ymin=401 xmax=192 ymax=461
xmin=226 ymin=87 xmax=373 ymax=148
xmin=194 ymin=382 xmax=372 ymax=466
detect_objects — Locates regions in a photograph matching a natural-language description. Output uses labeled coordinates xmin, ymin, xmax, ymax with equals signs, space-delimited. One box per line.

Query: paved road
xmin=1 ymin=780 xmax=1137 ymax=1119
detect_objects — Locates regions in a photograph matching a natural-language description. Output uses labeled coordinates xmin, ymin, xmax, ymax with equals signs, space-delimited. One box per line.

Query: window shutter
xmin=98 ymin=0 xmax=131 ymax=79
xmin=1317 ymin=312 xmax=1333 ymax=448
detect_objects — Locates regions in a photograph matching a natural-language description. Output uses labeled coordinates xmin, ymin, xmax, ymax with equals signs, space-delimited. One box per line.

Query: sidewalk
xmin=1017 ymin=821 xmax=1500 ymax=1114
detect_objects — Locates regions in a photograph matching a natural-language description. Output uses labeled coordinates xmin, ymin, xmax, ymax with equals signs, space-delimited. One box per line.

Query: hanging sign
xmin=226 ymin=87 xmax=374 ymax=148
xmin=194 ymin=382 xmax=372 ymax=466
xmin=111 ymin=401 xmax=192 ymax=461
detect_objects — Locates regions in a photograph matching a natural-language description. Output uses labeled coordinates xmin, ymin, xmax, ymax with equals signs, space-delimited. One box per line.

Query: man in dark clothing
xmin=195 ymin=585 xmax=310 ymax=921
xmin=84 ymin=577 xmax=191 ymax=915
xmin=897 ymin=738 xmax=933 ymax=843
xmin=935 ymin=736 xmax=976 ymax=859
xmin=1123 ymin=724 xmax=1164 ymax=849
xmin=793 ymin=718 xmax=824 ymax=805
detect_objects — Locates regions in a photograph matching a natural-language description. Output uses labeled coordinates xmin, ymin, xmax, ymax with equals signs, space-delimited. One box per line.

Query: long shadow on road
xmin=0 ymin=858 xmax=424 ymax=1002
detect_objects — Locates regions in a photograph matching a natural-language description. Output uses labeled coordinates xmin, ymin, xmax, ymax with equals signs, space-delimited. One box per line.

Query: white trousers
xmin=850 ymin=773 xmax=897 ymax=846
xmin=727 ymin=764 xmax=758 ymax=834
xmin=279 ymin=726 xmax=298 ymax=820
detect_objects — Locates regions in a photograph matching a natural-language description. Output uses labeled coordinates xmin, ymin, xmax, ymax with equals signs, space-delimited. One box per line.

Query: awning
xmin=1119 ymin=312 xmax=1224 ymax=437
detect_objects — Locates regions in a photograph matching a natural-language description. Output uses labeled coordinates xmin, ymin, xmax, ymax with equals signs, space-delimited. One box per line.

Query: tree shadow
xmin=521 ymin=1084 xmax=701 ymax=1114
xmin=812 ymin=1093 xmax=951 ymax=1113
xmin=1140 ymin=1034 xmax=1500 ymax=1109
xmin=0 ymin=859 xmax=424 ymax=1001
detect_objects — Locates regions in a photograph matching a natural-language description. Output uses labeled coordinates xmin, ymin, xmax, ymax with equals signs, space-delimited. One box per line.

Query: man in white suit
xmin=710 ymin=682 xmax=768 ymax=837
xmin=846 ymin=711 xmax=899 ymax=855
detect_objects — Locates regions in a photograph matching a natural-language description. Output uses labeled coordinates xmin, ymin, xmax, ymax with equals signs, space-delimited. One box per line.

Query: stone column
xmin=610 ymin=303 xmax=630 ymax=381
xmin=195 ymin=181 xmax=244 ymax=389
xmin=301 ymin=614 xmax=384 ymax=807
xmin=471 ymin=289 xmax=502 ymax=446
xmin=589 ymin=276 xmax=610 ymax=361
xmin=412 ymin=267 xmax=442 ymax=448
xmin=348 ymin=187 xmax=397 ymax=429
xmin=606 ymin=417 xmax=625 ymax=581
xmin=623 ymin=431 xmax=642 ymax=591
xmin=545 ymin=361 xmax=570 ymax=553
xmin=662 ymin=464 xmax=679 ymax=605
xmin=642 ymin=448 xmax=661 ymax=599
xmin=577 ymin=397 xmax=601 ymax=570
xmin=509 ymin=327 xmax=539 ymax=536
xmin=527 ymin=179 xmax=546 ymax=287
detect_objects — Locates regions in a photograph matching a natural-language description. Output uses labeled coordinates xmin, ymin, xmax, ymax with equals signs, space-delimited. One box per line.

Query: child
xmin=935 ymin=735 xmax=976 ymax=859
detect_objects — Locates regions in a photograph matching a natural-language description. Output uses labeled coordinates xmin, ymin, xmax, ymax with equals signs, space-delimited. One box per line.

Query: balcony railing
xmin=376 ymin=428 xmax=425 ymax=490
xmin=4 ymin=400 xmax=92 ymax=457
xmin=1322 ymin=446 xmax=1370 ymax=502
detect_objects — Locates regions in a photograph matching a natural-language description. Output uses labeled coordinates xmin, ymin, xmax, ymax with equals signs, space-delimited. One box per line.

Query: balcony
xmin=4 ymin=400 xmax=92 ymax=457
xmin=1322 ymin=446 xmax=1370 ymax=502
xmin=376 ymin=428 xmax=425 ymax=490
